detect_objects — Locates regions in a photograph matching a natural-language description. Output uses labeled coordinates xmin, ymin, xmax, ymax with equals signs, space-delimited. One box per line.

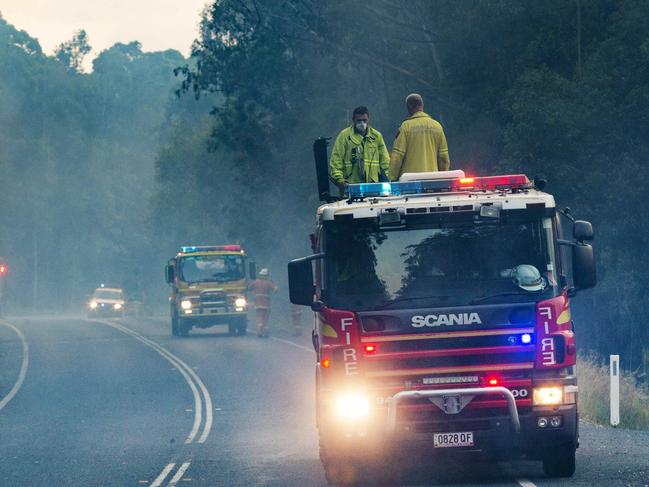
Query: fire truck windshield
xmin=325 ymin=217 xmax=559 ymax=311
xmin=179 ymin=255 xmax=245 ymax=283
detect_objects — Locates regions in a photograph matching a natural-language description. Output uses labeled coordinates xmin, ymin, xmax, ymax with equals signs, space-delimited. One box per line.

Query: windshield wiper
xmin=469 ymin=291 xmax=542 ymax=305
xmin=375 ymin=295 xmax=450 ymax=310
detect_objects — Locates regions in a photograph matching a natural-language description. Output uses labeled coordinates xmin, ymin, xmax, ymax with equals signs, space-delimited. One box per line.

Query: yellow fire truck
xmin=165 ymin=245 xmax=255 ymax=337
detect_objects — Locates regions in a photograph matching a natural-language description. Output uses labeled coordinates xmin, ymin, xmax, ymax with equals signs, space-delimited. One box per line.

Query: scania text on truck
xmin=289 ymin=142 xmax=596 ymax=484
xmin=166 ymin=245 xmax=256 ymax=337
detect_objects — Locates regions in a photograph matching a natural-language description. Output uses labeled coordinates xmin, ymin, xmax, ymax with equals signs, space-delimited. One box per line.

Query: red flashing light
xmin=218 ymin=245 xmax=242 ymax=251
xmin=321 ymin=358 xmax=330 ymax=369
xmin=0 ymin=265 xmax=5 ymax=274
xmin=364 ymin=345 xmax=377 ymax=353
xmin=487 ymin=377 xmax=499 ymax=386
xmin=452 ymin=174 xmax=530 ymax=191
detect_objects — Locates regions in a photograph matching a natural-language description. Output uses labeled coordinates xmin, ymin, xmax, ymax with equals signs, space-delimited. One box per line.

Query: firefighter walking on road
xmin=250 ymin=268 xmax=278 ymax=338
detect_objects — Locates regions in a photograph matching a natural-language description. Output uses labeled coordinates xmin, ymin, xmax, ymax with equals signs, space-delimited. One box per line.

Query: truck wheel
xmin=228 ymin=322 xmax=237 ymax=336
xmin=171 ymin=313 xmax=180 ymax=336
xmin=322 ymin=461 xmax=360 ymax=486
xmin=237 ymin=317 xmax=248 ymax=335
xmin=319 ymin=433 xmax=357 ymax=486
xmin=178 ymin=318 xmax=190 ymax=337
xmin=542 ymin=444 xmax=576 ymax=478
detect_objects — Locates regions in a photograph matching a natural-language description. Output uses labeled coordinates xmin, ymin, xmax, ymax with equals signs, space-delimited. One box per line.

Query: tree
xmin=164 ymin=0 xmax=649 ymax=365
xmin=54 ymin=29 xmax=91 ymax=72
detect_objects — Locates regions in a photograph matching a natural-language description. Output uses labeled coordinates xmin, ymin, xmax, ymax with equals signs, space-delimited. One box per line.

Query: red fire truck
xmin=289 ymin=145 xmax=596 ymax=484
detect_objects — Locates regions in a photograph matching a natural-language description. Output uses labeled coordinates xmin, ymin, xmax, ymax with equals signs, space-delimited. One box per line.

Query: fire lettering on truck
xmin=411 ymin=313 xmax=482 ymax=328
xmin=341 ymin=317 xmax=358 ymax=376
xmin=538 ymin=306 xmax=557 ymax=365
xmin=541 ymin=337 xmax=556 ymax=365
xmin=539 ymin=306 xmax=552 ymax=334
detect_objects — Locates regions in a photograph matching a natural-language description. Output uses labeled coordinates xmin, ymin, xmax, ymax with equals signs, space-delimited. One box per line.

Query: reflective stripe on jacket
xmin=390 ymin=111 xmax=450 ymax=180
xmin=329 ymin=126 xmax=390 ymax=184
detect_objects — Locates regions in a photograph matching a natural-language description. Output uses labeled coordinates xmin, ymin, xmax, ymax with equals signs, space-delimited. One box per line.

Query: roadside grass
xmin=578 ymin=353 xmax=649 ymax=430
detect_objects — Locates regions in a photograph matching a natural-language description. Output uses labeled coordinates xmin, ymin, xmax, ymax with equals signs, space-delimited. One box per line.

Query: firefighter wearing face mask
xmin=329 ymin=106 xmax=390 ymax=193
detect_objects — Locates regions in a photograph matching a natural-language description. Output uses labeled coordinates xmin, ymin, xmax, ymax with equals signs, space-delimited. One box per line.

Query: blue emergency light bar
xmin=347 ymin=175 xmax=531 ymax=199
xmin=180 ymin=245 xmax=242 ymax=253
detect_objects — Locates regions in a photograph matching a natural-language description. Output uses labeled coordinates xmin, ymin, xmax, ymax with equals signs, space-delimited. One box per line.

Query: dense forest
xmin=1 ymin=1 xmax=648 ymax=372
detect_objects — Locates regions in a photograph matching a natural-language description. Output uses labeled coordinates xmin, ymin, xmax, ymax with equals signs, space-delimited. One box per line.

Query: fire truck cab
xmin=166 ymin=245 xmax=256 ymax=337
xmin=289 ymin=166 xmax=596 ymax=483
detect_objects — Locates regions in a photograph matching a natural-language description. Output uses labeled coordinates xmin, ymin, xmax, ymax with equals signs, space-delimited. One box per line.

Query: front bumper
xmin=385 ymin=404 xmax=577 ymax=459
xmin=320 ymin=387 xmax=577 ymax=461
xmin=178 ymin=309 xmax=246 ymax=325
xmin=88 ymin=305 xmax=123 ymax=316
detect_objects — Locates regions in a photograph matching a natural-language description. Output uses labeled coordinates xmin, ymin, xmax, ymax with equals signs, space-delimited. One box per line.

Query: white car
xmin=87 ymin=287 xmax=125 ymax=317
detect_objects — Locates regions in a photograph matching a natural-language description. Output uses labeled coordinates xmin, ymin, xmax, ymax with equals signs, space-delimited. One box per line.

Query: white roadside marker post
xmin=610 ymin=354 xmax=620 ymax=427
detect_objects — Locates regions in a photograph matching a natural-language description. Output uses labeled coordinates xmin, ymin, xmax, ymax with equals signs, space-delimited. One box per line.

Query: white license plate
xmin=433 ymin=431 xmax=474 ymax=448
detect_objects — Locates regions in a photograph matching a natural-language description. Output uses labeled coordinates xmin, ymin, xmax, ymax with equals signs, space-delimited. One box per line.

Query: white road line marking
xmin=0 ymin=321 xmax=29 ymax=412
xmin=246 ymin=330 xmax=312 ymax=353
xmin=111 ymin=322 xmax=208 ymax=444
xmin=93 ymin=320 xmax=209 ymax=444
xmin=110 ymin=320 xmax=213 ymax=444
xmin=270 ymin=336 xmax=312 ymax=353
xmin=168 ymin=462 xmax=191 ymax=486
xmin=517 ymin=479 xmax=538 ymax=487
xmin=150 ymin=463 xmax=175 ymax=487
xmin=247 ymin=330 xmax=313 ymax=353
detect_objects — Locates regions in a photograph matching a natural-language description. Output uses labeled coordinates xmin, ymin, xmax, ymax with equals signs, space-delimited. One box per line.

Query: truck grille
xmin=200 ymin=291 xmax=227 ymax=307
xmin=361 ymin=328 xmax=535 ymax=381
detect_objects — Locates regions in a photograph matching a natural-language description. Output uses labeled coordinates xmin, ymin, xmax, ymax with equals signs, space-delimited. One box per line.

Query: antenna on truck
xmin=313 ymin=137 xmax=339 ymax=202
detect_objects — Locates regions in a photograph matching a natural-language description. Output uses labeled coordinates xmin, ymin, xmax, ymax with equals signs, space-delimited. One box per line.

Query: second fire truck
xmin=289 ymin=146 xmax=596 ymax=484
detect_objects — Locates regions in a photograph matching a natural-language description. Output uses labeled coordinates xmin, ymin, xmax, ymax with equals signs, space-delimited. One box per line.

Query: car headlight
xmin=113 ymin=303 xmax=123 ymax=310
xmin=89 ymin=301 xmax=98 ymax=309
xmin=234 ymin=297 xmax=246 ymax=308
xmin=335 ymin=394 xmax=370 ymax=421
xmin=533 ymin=386 xmax=563 ymax=406
xmin=181 ymin=300 xmax=192 ymax=310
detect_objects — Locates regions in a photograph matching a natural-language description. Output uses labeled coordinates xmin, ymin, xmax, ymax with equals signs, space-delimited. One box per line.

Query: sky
xmin=0 ymin=0 xmax=210 ymax=68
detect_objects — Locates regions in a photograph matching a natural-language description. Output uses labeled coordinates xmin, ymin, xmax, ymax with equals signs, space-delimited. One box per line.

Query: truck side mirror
xmin=573 ymin=244 xmax=596 ymax=290
xmin=288 ymin=257 xmax=316 ymax=306
xmin=574 ymin=220 xmax=593 ymax=241
xmin=165 ymin=265 xmax=175 ymax=284
xmin=249 ymin=261 xmax=257 ymax=280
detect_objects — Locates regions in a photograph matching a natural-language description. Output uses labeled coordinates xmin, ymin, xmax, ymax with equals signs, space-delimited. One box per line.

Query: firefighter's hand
xmin=336 ymin=181 xmax=349 ymax=193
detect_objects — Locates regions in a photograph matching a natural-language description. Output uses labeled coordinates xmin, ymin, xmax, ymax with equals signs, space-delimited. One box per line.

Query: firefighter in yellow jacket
xmin=249 ymin=268 xmax=278 ymax=338
xmin=390 ymin=93 xmax=450 ymax=180
xmin=329 ymin=106 xmax=390 ymax=193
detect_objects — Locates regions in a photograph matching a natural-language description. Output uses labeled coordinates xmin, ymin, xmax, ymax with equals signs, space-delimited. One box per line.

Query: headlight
xmin=113 ymin=303 xmax=123 ymax=310
xmin=89 ymin=301 xmax=98 ymax=309
xmin=533 ymin=387 xmax=563 ymax=406
xmin=181 ymin=300 xmax=192 ymax=310
xmin=334 ymin=394 xmax=370 ymax=421
xmin=234 ymin=297 xmax=246 ymax=308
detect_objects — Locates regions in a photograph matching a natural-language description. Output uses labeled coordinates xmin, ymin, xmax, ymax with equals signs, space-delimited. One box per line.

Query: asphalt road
xmin=0 ymin=315 xmax=647 ymax=487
